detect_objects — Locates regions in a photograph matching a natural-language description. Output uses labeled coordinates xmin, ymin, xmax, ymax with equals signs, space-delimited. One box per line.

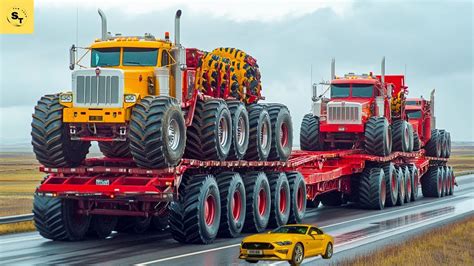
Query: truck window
xmin=91 ymin=48 xmax=120 ymax=67
xmin=406 ymin=101 xmax=419 ymax=106
xmin=407 ymin=110 xmax=422 ymax=118
xmin=123 ymin=48 xmax=158 ymax=66
xmin=331 ymin=84 xmax=350 ymax=98
xmin=161 ymin=50 xmax=170 ymax=66
xmin=352 ymin=84 xmax=373 ymax=97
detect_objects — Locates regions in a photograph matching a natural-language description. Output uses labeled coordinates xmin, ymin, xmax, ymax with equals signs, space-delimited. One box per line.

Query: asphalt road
xmin=0 ymin=175 xmax=472 ymax=265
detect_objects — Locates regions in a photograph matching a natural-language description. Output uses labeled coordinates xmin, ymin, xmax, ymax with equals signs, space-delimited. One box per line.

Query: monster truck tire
xmin=413 ymin=131 xmax=421 ymax=151
xmin=226 ymin=101 xmax=249 ymax=160
xmin=98 ymin=141 xmax=131 ymax=158
xmin=365 ymin=117 xmax=392 ymax=156
xmin=407 ymin=164 xmax=419 ymax=201
xmin=242 ymin=172 xmax=271 ymax=233
xmin=244 ymin=104 xmax=272 ymax=161
xmin=286 ymin=171 xmax=307 ymax=224
xmin=381 ymin=162 xmax=398 ymax=207
xmin=421 ymin=166 xmax=442 ymax=198
xmin=217 ymin=172 xmax=246 ymax=238
xmin=358 ymin=167 xmax=386 ymax=210
xmin=391 ymin=120 xmax=410 ymax=152
xmin=300 ymin=114 xmax=323 ymax=151
xmin=267 ymin=172 xmax=290 ymax=227
xmin=426 ymin=129 xmax=442 ymax=157
xmin=266 ymin=104 xmax=293 ymax=161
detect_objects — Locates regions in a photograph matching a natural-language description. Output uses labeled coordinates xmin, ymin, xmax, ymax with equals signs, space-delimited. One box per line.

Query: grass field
xmin=338 ymin=215 xmax=474 ymax=266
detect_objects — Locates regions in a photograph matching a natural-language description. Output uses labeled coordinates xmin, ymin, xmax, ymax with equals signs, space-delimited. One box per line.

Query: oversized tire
xmin=300 ymin=114 xmax=323 ymax=151
xmin=115 ymin=216 xmax=152 ymax=234
xmin=407 ymin=123 xmax=414 ymax=152
xmin=290 ymin=243 xmax=305 ymax=266
xmin=169 ymin=174 xmax=221 ymax=244
xmin=242 ymin=172 xmax=271 ymax=233
xmin=413 ymin=131 xmax=421 ymax=151
xmin=151 ymin=215 xmax=168 ymax=231
xmin=440 ymin=166 xmax=447 ymax=197
xmin=286 ymin=172 xmax=307 ymax=224
xmin=98 ymin=141 xmax=131 ymax=158
xmin=89 ymin=215 xmax=118 ymax=238
xmin=447 ymin=166 xmax=454 ymax=195
xmin=31 ymin=94 xmax=90 ymax=167
xmin=226 ymin=101 xmax=249 ymax=160
xmin=129 ymin=96 xmax=186 ymax=168
xmin=267 ymin=172 xmax=290 ymax=227
xmin=217 ymin=172 xmax=246 ymax=238
xmin=266 ymin=104 xmax=293 ymax=161
xmin=364 ymin=117 xmax=392 ymax=156
xmin=407 ymin=164 xmax=419 ymax=201
xmin=402 ymin=166 xmax=412 ymax=203
xmin=33 ymin=195 xmax=90 ymax=241
xmin=358 ymin=167 xmax=386 ymax=210
xmin=395 ymin=167 xmax=405 ymax=206
xmin=320 ymin=191 xmax=344 ymax=207
xmin=185 ymin=100 xmax=232 ymax=161
xmin=421 ymin=166 xmax=442 ymax=197
xmin=381 ymin=162 xmax=398 ymax=207
xmin=322 ymin=242 xmax=334 ymax=259
xmin=439 ymin=130 xmax=448 ymax=158
xmin=244 ymin=104 xmax=272 ymax=161
xmin=391 ymin=120 xmax=410 ymax=152
xmin=426 ymin=129 xmax=441 ymax=157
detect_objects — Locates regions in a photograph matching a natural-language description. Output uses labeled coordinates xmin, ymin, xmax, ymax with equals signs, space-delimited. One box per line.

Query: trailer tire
xmin=396 ymin=167 xmax=405 ymax=206
xmin=381 ymin=162 xmax=398 ymax=207
xmin=217 ymin=172 xmax=246 ymax=238
xmin=99 ymin=141 xmax=131 ymax=158
xmin=226 ymin=101 xmax=249 ymax=160
xmin=300 ymin=114 xmax=323 ymax=151
xmin=320 ymin=191 xmax=344 ymax=207
xmin=402 ymin=166 xmax=412 ymax=203
xmin=421 ymin=166 xmax=442 ymax=198
xmin=267 ymin=172 xmax=290 ymax=227
xmin=286 ymin=172 xmax=306 ymax=223
xmin=245 ymin=104 xmax=272 ymax=161
xmin=413 ymin=131 xmax=421 ymax=151
xmin=439 ymin=130 xmax=448 ymax=158
xmin=89 ymin=215 xmax=118 ymax=238
xmin=391 ymin=120 xmax=410 ymax=152
xmin=243 ymin=172 xmax=271 ymax=233
xmin=440 ymin=166 xmax=447 ymax=197
xmin=130 ymin=96 xmax=186 ymax=168
xmin=33 ymin=195 xmax=90 ymax=241
xmin=447 ymin=166 xmax=454 ymax=195
xmin=31 ymin=94 xmax=90 ymax=167
xmin=407 ymin=164 xmax=419 ymax=201
xmin=115 ymin=216 xmax=152 ymax=234
xmin=266 ymin=104 xmax=293 ymax=161
xmin=365 ymin=117 xmax=391 ymax=156
xmin=358 ymin=168 xmax=386 ymax=210
xmin=426 ymin=129 xmax=441 ymax=157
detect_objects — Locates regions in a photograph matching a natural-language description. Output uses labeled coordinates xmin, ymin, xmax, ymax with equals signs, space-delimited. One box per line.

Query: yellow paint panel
xmin=0 ymin=0 xmax=34 ymax=34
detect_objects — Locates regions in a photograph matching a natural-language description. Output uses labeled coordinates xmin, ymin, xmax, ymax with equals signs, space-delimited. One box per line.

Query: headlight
xmin=60 ymin=93 xmax=72 ymax=103
xmin=124 ymin=94 xmax=137 ymax=103
xmin=275 ymin=241 xmax=292 ymax=246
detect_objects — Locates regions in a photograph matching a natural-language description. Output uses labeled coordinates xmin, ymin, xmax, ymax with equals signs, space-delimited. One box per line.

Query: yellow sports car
xmin=239 ymin=224 xmax=334 ymax=265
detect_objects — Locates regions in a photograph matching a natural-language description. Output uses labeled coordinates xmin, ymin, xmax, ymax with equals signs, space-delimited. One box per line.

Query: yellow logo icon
xmin=0 ymin=0 xmax=34 ymax=34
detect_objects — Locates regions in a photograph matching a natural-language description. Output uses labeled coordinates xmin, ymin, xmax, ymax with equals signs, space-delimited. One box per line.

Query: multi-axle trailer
xmin=34 ymin=147 xmax=453 ymax=244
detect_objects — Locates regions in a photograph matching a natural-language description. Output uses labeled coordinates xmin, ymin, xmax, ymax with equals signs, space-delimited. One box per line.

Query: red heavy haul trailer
xmin=32 ymin=19 xmax=453 ymax=244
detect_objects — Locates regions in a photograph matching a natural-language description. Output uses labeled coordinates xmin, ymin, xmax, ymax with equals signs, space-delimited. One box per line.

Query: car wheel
xmin=290 ymin=243 xmax=304 ymax=266
xmin=322 ymin=242 xmax=333 ymax=259
xmin=245 ymin=259 xmax=258 ymax=263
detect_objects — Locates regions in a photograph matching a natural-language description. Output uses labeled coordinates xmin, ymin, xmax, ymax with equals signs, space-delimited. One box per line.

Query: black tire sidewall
xmin=273 ymin=109 xmax=293 ymax=161
xmin=270 ymin=173 xmax=291 ymax=226
xmin=225 ymin=174 xmax=246 ymax=236
xmin=252 ymin=173 xmax=271 ymax=231
xmin=231 ymin=104 xmax=249 ymax=159
xmin=63 ymin=199 xmax=90 ymax=240
xmin=257 ymin=110 xmax=272 ymax=160
xmin=162 ymin=104 xmax=187 ymax=164
xmin=199 ymin=178 xmax=221 ymax=240
xmin=289 ymin=172 xmax=306 ymax=223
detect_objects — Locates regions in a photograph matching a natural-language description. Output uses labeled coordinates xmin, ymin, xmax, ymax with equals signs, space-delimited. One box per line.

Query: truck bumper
xmin=63 ymin=107 xmax=129 ymax=123
xmin=320 ymin=123 xmax=364 ymax=133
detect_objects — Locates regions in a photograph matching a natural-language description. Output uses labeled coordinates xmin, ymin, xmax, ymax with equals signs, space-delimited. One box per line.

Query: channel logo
xmin=1 ymin=0 xmax=34 ymax=34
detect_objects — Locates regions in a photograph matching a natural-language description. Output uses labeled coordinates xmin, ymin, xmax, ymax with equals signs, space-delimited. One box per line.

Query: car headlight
xmin=275 ymin=241 xmax=292 ymax=246
xmin=124 ymin=94 xmax=137 ymax=103
xmin=60 ymin=93 xmax=73 ymax=103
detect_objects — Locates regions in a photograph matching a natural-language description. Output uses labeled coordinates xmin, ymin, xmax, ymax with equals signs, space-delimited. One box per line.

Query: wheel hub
xmin=260 ymin=120 xmax=269 ymax=150
xmin=204 ymin=194 xmax=216 ymax=226
xmin=218 ymin=117 xmax=229 ymax=147
xmin=279 ymin=186 xmax=287 ymax=213
xmin=231 ymin=190 xmax=242 ymax=221
xmin=280 ymin=123 xmax=288 ymax=147
xmin=296 ymin=186 xmax=304 ymax=211
xmin=168 ymin=119 xmax=180 ymax=151
xmin=257 ymin=188 xmax=267 ymax=216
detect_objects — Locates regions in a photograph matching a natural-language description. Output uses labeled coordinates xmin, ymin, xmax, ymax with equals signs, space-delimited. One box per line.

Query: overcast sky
xmin=0 ymin=0 xmax=472 ymax=147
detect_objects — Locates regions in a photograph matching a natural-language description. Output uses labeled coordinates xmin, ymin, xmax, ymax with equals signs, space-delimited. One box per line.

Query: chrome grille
xmin=72 ymin=69 xmax=124 ymax=108
xmin=327 ymin=103 xmax=361 ymax=124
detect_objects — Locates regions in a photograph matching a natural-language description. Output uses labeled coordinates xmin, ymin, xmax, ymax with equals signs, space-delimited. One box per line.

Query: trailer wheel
xmin=115 ymin=216 xmax=152 ymax=234
xmin=31 ymin=94 xmax=90 ymax=167
xmin=129 ymin=96 xmax=186 ymax=168
xmin=320 ymin=191 xmax=344 ymax=207
xmin=152 ymin=215 xmax=169 ymax=231
xmin=358 ymin=167 xmax=386 ymax=210
xmin=381 ymin=162 xmax=398 ymax=207
xmin=89 ymin=215 xmax=118 ymax=239
xmin=33 ymin=195 xmax=90 ymax=241
xmin=426 ymin=129 xmax=441 ymax=157
xmin=286 ymin=172 xmax=307 ymax=223
xmin=365 ymin=117 xmax=392 ymax=156
xmin=402 ymin=166 xmax=412 ymax=203
xmin=226 ymin=101 xmax=249 ymax=160
xmin=421 ymin=166 xmax=442 ymax=197
xmin=217 ymin=172 xmax=246 ymax=238
xmin=266 ymin=104 xmax=293 ymax=161
xmin=412 ymin=131 xmax=421 ymax=151
xmin=243 ymin=172 xmax=271 ymax=232
xmin=169 ymin=174 xmax=221 ymax=244
xmin=391 ymin=120 xmax=410 ymax=152
xmin=447 ymin=166 xmax=454 ymax=195
xmin=98 ymin=141 xmax=131 ymax=158
xmin=245 ymin=104 xmax=272 ymax=161
xmin=395 ymin=167 xmax=405 ymax=206
xmin=267 ymin=172 xmax=290 ymax=227
xmin=439 ymin=130 xmax=448 ymax=158
xmin=300 ymin=114 xmax=323 ymax=151
xmin=407 ymin=164 xmax=419 ymax=201
xmin=407 ymin=123 xmax=414 ymax=152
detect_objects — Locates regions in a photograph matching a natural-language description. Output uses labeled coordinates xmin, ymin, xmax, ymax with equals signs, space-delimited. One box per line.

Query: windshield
xmin=352 ymin=84 xmax=373 ymax=97
xmin=406 ymin=101 xmax=419 ymax=106
xmin=123 ymin=48 xmax=158 ymax=66
xmin=91 ymin=48 xmax=120 ymax=67
xmin=407 ymin=110 xmax=422 ymax=119
xmin=331 ymin=84 xmax=350 ymax=98
xmin=271 ymin=226 xmax=308 ymax=234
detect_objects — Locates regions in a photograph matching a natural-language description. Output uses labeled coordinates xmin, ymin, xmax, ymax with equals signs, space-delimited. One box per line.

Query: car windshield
xmin=91 ymin=48 xmax=120 ymax=67
xmin=331 ymin=84 xmax=350 ymax=98
xmin=352 ymin=84 xmax=373 ymax=97
xmin=123 ymin=48 xmax=158 ymax=66
xmin=271 ymin=226 xmax=308 ymax=234
xmin=407 ymin=110 xmax=422 ymax=118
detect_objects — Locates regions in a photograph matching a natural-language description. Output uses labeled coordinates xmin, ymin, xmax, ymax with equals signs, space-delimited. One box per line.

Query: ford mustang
xmin=239 ymin=224 xmax=334 ymax=265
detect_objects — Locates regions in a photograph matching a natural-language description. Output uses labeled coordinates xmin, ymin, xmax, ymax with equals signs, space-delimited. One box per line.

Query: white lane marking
xmin=0 ymin=236 xmax=42 ymax=245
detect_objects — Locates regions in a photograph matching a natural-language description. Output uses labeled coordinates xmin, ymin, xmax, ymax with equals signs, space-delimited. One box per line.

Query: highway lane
xmin=0 ymin=175 xmax=472 ymax=265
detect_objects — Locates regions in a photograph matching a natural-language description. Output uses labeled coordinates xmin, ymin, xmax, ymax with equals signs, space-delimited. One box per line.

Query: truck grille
xmin=327 ymin=103 xmax=361 ymax=124
xmin=72 ymin=69 xmax=124 ymax=108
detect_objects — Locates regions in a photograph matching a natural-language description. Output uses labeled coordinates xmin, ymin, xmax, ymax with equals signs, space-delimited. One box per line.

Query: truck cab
xmin=406 ymin=97 xmax=432 ymax=145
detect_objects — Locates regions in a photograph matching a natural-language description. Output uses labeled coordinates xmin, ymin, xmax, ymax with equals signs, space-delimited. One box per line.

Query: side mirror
xmin=69 ymin=44 xmax=76 ymax=70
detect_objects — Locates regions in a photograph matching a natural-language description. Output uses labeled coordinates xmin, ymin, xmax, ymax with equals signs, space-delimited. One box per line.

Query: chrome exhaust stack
xmin=98 ymin=9 xmax=108 ymax=41
xmin=172 ymin=9 xmax=186 ymax=102
xmin=331 ymin=58 xmax=336 ymax=80
xmin=381 ymin=56 xmax=385 ymax=83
